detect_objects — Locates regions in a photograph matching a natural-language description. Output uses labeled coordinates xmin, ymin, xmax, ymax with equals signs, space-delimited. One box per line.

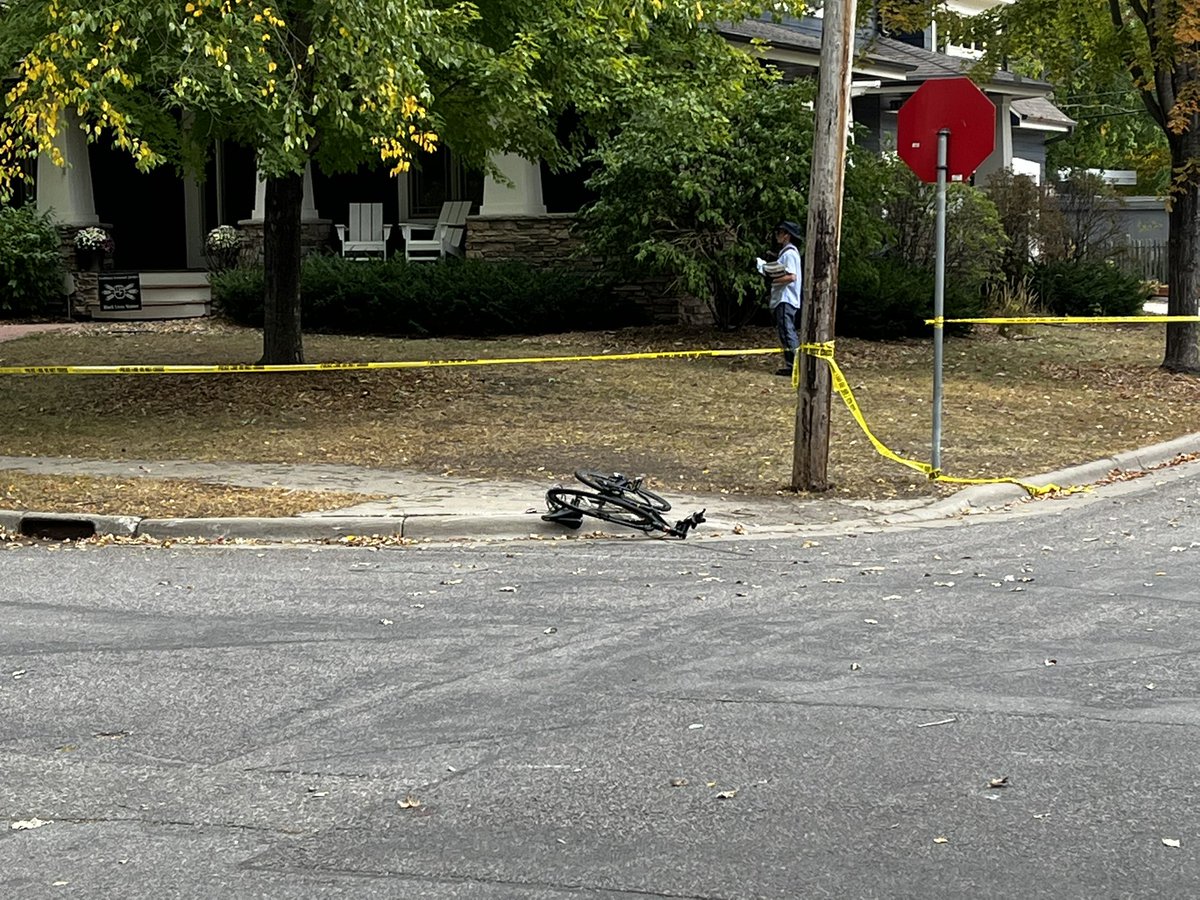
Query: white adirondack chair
xmin=399 ymin=200 xmax=472 ymax=262
xmin=335 ymin=203 xmax=392 ymax=259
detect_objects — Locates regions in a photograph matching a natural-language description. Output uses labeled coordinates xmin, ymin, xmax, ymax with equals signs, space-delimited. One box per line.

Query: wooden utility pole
xmin=792 ymin=0 xmax=857 ymax=491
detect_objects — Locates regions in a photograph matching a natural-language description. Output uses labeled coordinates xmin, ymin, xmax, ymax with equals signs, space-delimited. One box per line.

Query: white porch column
xmin=35 ymin=113 xmax=99 ymax=226
xmin=479 ymin=153 xmax=546 ymax=216
xmin=975 ymin=94 xmax=1013 ymax=184
xmin=247 ymin=162 xmax=321 ymax=222
xmin=184 ymin=174 xmax=205 ymax=269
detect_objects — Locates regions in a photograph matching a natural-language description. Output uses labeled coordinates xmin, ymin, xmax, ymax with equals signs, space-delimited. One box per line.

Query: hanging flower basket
xmin=74 ymin=226 xmax=114 ymax=253
xmin=73 ymin=227 xmax=113 ymax=270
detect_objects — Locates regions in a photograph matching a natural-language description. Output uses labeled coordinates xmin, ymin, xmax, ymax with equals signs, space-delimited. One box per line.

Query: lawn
xmin=0 ymin=318 xmax=1197 ymax=516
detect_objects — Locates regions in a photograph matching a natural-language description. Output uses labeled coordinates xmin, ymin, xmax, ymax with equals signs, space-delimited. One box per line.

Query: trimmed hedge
xmin=211 ymin=256 xmax=644 ymax=336
xmin=836 ymin=257 xmax=981 ymax=339
xmin=1030 ymin=259 xmax=1150 ymax=317
xmin=0 ymin=206 xmax=66 ymax=318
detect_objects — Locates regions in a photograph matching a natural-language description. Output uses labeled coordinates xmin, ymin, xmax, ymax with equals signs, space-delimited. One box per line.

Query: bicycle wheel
xmin=545 ymin=488 xmax=664 ymax=533
xmin=573 ymin=470 xmax=671 ymax=512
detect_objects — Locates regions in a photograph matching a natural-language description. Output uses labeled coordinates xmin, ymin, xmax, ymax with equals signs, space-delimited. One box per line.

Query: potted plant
xmin=73 ymin=226 xmax=113 ymax=271
xmin=204 ymin=225 xmax=243 ymax=272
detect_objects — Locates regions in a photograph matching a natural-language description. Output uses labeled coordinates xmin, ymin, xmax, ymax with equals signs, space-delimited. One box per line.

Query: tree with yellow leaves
xmin=0 ymin=0 xmax=788 ymax=362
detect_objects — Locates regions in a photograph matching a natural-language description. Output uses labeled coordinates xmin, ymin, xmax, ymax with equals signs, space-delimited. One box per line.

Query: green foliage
xmin=836 ymin=0 xmax=1198 ymax=366
xmin=0 ymin=0 xmax=786 ymax=362
xmin=577 ymin=75 xmax=891 ymax=329
xmin=1047 ymin=79 xmax=1170 ymax=196
xmin=0 ymin=205 xmax=66 ymax=318
xmin=827 ymin=158 xmax=999 ymax=339
xmin=0 ymin=0 xmax=783 ymax=188
xmin=211 ymin=256 xmax=642 ymax=336
xmin=877 ymin=159 xmax=1006 ymax=295
xmin=837 ymin=257 xmax=981 ymax=340
xmin=1030 ymin=259 xmax=1150 ymax=317
xmin=982 ymin=169 xmax=1043 ymax=285
xmin=984 ymin=168 xmax=1131 ymax=290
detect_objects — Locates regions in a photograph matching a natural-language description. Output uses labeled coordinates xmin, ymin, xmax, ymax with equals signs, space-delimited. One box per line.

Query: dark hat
xmin=775 ymin=220 xmax=802 ymax=241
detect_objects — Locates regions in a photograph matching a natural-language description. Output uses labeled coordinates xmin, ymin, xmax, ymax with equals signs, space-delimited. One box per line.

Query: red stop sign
xmin=897 ymin=77 xmax=996 ymax=183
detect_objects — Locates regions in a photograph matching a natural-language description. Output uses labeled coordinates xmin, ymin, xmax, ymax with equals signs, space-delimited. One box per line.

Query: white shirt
xmin=769 ymin=242 xmax=802 ymax=310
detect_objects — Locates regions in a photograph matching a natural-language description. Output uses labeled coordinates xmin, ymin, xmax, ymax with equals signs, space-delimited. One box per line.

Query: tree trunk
xmin=1164 ymin=131 xmax=1200 ymax=374
xmin=260 ymin=172 xmax=305 ymax=365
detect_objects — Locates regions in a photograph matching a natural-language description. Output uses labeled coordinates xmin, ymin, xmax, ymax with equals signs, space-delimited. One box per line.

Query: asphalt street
xmin=2 ymin=458 xmax=1200 ymax=899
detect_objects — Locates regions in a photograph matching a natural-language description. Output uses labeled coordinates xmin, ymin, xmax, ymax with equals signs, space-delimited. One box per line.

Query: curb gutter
xmin=914 ymin=433 xmax=1200 ymax=521
xmin=2 ymin=433 xmax=1197 ymax=543
xmin=0 ymin=510 xmax=638 ymax=543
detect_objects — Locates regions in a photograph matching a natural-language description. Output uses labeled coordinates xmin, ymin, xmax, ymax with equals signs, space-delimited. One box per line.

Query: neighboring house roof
xmin=719 ymin=17 xmax=914 ymax=81
xmin=719 ymin=15 xmax=1057 ymax=100
xmin=1011 ymin=96 xmax=1077 ymax=132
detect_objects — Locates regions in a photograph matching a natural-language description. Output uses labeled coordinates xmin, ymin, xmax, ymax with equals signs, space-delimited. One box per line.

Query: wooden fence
xmin=1110 ymin=240 xmax=1168 ymax=283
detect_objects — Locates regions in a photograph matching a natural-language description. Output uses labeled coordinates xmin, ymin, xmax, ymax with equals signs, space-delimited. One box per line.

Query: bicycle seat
xmin=541 ymin=506 xmax=584 ymax=529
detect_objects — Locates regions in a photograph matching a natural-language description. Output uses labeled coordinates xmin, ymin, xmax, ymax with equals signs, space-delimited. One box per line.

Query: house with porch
xmin=29 ymin=4 xmax=1072 ymax=321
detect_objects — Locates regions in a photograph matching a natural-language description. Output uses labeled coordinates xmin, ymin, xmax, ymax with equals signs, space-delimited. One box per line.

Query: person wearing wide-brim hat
xmin=769 ymin=221 xmax=803 ymax=376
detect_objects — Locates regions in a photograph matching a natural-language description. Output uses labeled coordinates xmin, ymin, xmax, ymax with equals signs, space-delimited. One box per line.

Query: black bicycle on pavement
xmin=542 ymin=471 xmax=706 ymax=539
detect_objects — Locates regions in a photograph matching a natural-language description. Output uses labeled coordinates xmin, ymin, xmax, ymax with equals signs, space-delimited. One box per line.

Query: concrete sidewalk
xmin=1 ymin=433 xmax=1198 ymax=543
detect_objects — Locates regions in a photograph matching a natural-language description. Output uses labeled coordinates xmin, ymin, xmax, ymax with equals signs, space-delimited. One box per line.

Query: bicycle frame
xmin=543 ymin=473 xmax=705 ymax=539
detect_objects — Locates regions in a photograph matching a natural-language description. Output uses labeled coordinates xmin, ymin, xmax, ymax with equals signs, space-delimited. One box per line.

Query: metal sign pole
xmin=931 ymin=128 xmax=949 ymax=473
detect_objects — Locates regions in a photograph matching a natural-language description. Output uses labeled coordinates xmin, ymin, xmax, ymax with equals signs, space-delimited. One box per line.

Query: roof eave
xmin=721 ymin=36 xmax=918 ymax=81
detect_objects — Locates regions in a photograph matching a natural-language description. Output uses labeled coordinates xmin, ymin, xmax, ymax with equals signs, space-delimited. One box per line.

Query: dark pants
xmin=773 ymin=303 xmax=800 ymax=366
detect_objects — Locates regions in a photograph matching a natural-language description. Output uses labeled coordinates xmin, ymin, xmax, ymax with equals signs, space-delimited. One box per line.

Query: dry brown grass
xmin=0 ymin=471 xmax=383 ymax=518
xmin=0 ymin=319 xmax=1196 ymax=515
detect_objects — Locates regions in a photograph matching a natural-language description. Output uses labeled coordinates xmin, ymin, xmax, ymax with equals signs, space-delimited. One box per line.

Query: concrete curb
xmin=0 ymin=510 xmax=23 ymax=534
xmin=0 ymin=510 xmax=140 ymax=539
xmin=0 ymin=509 xmax=652 ymax=542
xmin=401 ymin=512 xmax=558 ymax=540
xmin=2 ymin=434 xmax=1197 ymax=542
xmin=914 ymin=433 xmax=1200 ymax=521
xmin=137 ymin=516 xmax=405 ymax=541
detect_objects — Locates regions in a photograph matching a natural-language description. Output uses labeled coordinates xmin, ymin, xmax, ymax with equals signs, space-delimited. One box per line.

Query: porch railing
xmin=1110 ymin=240 xmax=1168 ymax=284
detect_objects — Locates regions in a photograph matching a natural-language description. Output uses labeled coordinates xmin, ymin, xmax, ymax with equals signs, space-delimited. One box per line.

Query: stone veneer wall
xmin=465 ymin=214 xmax=703 ymax=325
xmin=56 ymin=224 xmax=113 ymax=318
xmin=237 ymin=220 xmax=335 ymax=263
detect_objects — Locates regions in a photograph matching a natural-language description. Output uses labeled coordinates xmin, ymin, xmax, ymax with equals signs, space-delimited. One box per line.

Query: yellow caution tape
xmin=796 ymin=341 xmax=1074 ymax=497
xmin=0 ymin=347 xmax=780 ymax=378
xmin=929 ymin=315 xmax=1200 ymax=326
xmin=0 ymin=331 xmax=1129 ymax=498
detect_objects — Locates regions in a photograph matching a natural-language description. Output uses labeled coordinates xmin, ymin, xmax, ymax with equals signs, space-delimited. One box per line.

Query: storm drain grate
xmin=20 ymin=517 xmax=97 ymax=541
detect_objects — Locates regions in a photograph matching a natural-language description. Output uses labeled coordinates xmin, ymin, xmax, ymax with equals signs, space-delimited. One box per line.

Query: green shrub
xmin=1030 ymin=259 xmax=1149 ymax=316
xmin=982 ymin=169 xmax=1042 ymax=286
xmin=826 ymin=159 xmax=1000 ymax=340
xmin=837 ymin=257 xmax=981 ymax=340
xmin=578 ymin=74 xmax=894 ymax=330
xmin=878 ymin=160 xmax=1006 ymax=299
xmin=0 ymin=205 xmax=66 ymax=318
xmin=211 ymin=256 xmax=643 ymax=336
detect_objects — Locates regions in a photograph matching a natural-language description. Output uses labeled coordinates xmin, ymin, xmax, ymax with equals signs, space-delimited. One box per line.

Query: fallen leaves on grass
xmin=0 ymin=321 xmax=1196 ymax=505
xmin=0 ymin=471 xmax=383 ymax=518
